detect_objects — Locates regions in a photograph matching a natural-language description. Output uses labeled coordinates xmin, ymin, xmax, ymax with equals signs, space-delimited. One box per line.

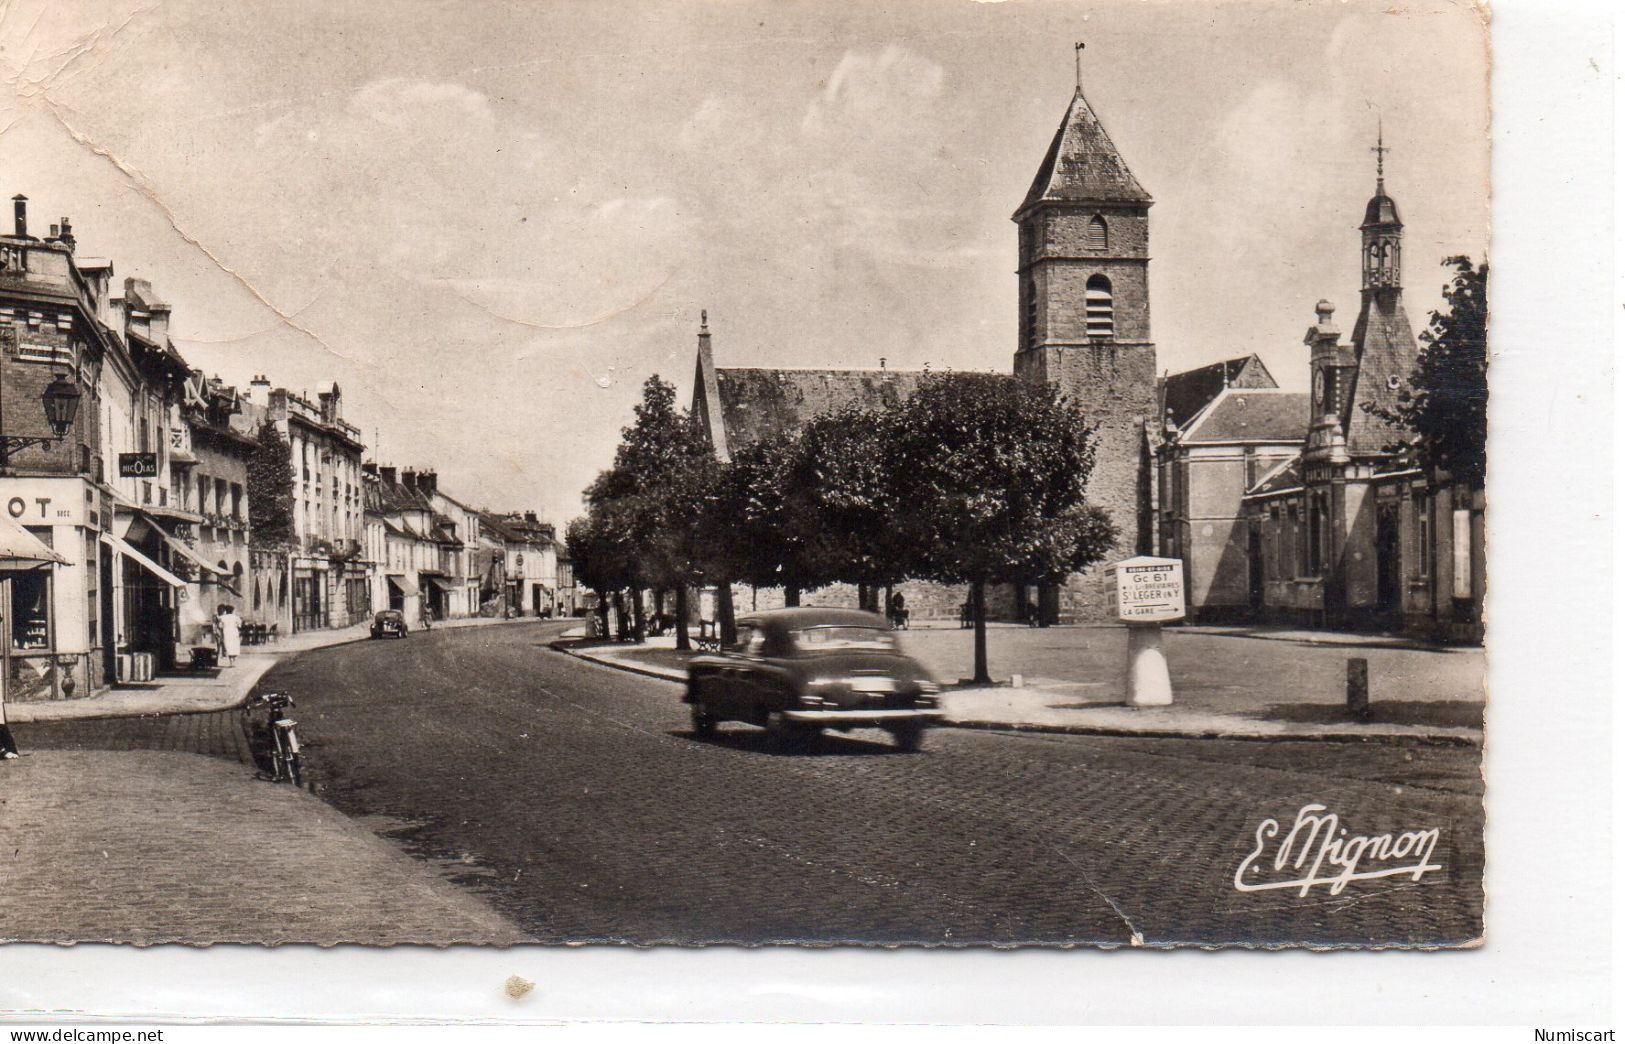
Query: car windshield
xmin=792 ymin=626 xmax=896 ymax=652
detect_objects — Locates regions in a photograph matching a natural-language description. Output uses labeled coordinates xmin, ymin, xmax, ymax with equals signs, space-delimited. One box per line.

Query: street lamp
xmin=0 ymin=370 xmax=83 ymax=467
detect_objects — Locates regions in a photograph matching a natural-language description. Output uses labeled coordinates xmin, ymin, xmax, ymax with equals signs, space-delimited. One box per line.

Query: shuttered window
xmin=1085 ymin=275 xmax=1113 ymax=338
xmin=1086 ymin=215 xmax=1107 ymax=250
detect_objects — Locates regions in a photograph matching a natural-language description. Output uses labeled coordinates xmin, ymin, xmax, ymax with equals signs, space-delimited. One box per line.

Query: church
xmin=688 ymin=61 xmax=1482 ymax=639
xmin=690 ymin=66 xmax=1158 ymax=623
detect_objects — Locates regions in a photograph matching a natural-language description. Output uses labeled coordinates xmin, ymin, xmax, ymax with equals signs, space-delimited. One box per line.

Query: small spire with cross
xmin=700 ymin=309 xmax=708 ymax=333
xmin=1074 ymin=41 xmax=1086 ymax=93
xmin=1371 ymin=116 xmax=1390 ymax=188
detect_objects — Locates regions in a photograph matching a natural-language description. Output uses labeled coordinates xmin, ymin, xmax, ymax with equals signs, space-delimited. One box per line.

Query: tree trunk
xmin=674 ymin=585 xmax=691 ymax=651
xmin=785 ymin=583 xmax=801 ymax=608
xmin=631 ymin=587 xmax=647 ymax=643
xmin=718 ymin=581 xmax=738 ymax=646
xmin=613 ymin=590 xmax=628 ymax=642
xmin=596 ymin=590 xmax=610 ymax=640
xmin=884 ymin=583 xmax=894 ymax=622
xmin=971 ymin=580 xmax=991 ymax=685
xmin=858 ymin=583 xmax=870 ymax=614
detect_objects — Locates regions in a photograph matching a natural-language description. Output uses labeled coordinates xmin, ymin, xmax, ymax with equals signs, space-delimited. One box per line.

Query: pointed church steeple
xmin=1016 ymin=70 xmax=1150 ymax=216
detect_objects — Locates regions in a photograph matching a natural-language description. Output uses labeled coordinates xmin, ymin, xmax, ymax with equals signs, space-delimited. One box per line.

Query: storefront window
xmin=10 ymin=530 xmax=52 ymax=650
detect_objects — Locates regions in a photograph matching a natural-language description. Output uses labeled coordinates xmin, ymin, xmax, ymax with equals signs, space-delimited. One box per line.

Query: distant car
xmin=683 ymin=608 xmax=943 ymax=751
xmin=370 ymin=610 xmax=408 ymax=639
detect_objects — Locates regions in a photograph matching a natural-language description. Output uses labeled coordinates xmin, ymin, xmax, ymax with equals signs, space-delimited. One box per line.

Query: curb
xmin=547 ymin=640 xmax=1480 ymax=748
xmin=945 ymin=718 xmax=1481 ymax=748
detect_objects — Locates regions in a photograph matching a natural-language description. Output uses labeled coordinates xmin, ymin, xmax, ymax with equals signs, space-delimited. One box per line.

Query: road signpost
xmin=1107 ymin=555 xmax=1186 ymax=708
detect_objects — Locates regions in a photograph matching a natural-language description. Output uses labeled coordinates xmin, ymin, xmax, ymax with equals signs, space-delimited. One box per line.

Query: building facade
xmin=1154 ymin=358 xmax=1306 ymax=621
xmin=243 ymin=379 xmax=368 ymax=632
xmin=1243 ymin=148 xmax=1484 ymax=641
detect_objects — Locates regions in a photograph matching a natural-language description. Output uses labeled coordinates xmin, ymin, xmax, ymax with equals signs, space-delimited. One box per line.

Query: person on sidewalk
xmin=217 ymin=604 xmax=242 ymax=666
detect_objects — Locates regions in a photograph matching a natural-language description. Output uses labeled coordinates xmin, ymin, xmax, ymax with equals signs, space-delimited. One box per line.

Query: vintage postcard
xmin=0 ymin=0 xmax=1487 ymax=950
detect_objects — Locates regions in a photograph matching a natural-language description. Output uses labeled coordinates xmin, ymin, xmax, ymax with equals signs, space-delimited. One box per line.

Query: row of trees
xmin=567 ymin=372 xmax=1115 ymax=684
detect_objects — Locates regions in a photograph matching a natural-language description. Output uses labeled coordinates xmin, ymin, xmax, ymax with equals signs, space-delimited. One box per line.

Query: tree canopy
xmin=1370 ymin=256 xmax=1488 ymax=487
xmin=247 ymin=419 xmax=295 ymax=547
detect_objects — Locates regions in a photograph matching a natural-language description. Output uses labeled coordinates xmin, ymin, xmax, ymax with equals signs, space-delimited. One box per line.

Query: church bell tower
xmin=1014 ymin=50 xmax=1158 ymax=620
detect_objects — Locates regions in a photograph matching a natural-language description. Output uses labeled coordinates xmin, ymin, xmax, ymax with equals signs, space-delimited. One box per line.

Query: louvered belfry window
xmin=1086 ymin=215 xmax=1108 ymax=250
xmin=1085 ymin=274 xmax=1114 ymax=338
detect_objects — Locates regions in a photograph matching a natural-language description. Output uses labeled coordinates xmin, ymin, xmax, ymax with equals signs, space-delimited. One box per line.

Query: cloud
xmin=802 ymin=45 xmax=945 ymax=138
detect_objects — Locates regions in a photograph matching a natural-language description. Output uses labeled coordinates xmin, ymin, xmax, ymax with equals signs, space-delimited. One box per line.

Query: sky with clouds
xmin=0 ymin=0 xmax=1488 ymax=527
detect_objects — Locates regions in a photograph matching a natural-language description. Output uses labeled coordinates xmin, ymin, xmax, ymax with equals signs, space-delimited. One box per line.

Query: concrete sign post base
xmin=1125 ymin=621 xmax=1174 ymax=707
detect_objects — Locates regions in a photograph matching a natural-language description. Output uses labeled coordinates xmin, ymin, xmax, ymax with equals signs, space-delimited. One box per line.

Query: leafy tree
xmin=888 ymin=373 xmax=1115 ymax=684
xmin=581 ymin=376 xmax=717 ymax=649
xmin=247 ymin=419 xmax=295 ymax=547
xmin=785 ymin=403 xmax=910 ymax=602
xmin=697 ymin=432 xmax=800 ymax=642
xmin=566 ymin=509 xmax=639 ymax=640
xmin=1368 ymin=256 xmax=1488 ymax=487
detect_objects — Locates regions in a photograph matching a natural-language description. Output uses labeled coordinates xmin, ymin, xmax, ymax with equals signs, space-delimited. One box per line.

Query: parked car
xmin=370 ymin=609 xmax=409 ymax=639
xmin=683 ymin=607 xmax=943 ymax=751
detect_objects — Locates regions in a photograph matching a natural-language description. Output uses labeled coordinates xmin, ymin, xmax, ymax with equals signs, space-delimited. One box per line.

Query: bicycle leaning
xmin=244 ymin=691 xmax=303 ymax=786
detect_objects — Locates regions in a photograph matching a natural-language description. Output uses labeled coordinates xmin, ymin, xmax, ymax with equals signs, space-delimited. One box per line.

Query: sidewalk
xmin=0 ymin=749 xmax=529 ymax=944
xmin=6 ymin=616 xmax=529 ymax=724
xmin=557 ymin=623 xmax=1485 ymax=746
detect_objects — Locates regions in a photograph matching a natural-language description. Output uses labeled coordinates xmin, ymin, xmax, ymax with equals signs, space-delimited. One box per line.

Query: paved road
xmin=243 ymin=621 xmax=1482 ymax=947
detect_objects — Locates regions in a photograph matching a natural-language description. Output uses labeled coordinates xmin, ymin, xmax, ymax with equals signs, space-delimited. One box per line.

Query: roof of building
xmin=1161 ymin=355 xmax=1278 ymax=430
xmin=1344 ymin=294 xmax=1418 ymax=457
xmin=365 ymin=476 xmax=435 ymax=516
xmin=1017 ymin=88 xmax=1151 ymax=215
xmin=1363 ymin=188 xmax=1402 ymax=227
xmin=1181 ymin=388 xmax=1307 ymax=444
xmin=710 ymin=366 xmax=929 ymax=455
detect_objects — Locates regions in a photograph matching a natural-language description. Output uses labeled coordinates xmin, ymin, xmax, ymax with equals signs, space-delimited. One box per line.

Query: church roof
xmin=1017 ymin=88 xmax=1151 ymax=216
xmin=1362 ymin=188 xmax=1402 ymax=227
xmin=1181 ymin=388 xmax=1307 ymax=444
xmin=1345 ymin=294 xmax=1419 ymax=457
xmin=712 ymin=367 xmax=930 ymax=454
xmin=1160 ymin=355 xmax=1278 ymax=430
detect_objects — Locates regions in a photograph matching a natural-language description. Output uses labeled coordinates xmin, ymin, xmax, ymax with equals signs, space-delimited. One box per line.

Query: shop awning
xmin=139 ymin=514 xmax=230 ymax=579
xmin=101 ymin=532 xmax=185 ymax=588
xmin=387 ymin=573 xmax=419 ymax=597
xmin=424 ymin=576 xmax=458 ymax=594
xmin=0 ymin=514 xmax=70 ymax=571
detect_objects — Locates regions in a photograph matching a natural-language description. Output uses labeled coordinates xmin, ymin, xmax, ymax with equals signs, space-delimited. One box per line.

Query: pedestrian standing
xmin=218 ymin=604 xmax=242 ymax=666
xmin=213 ymin=604 xmax=228 ymax=661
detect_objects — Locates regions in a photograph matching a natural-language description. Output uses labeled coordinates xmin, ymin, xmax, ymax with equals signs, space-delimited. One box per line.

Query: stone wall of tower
xmin=1016 ymin=343 xmax=1157 ymax=622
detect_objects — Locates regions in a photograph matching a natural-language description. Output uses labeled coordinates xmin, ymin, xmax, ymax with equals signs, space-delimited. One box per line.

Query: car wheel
xmin=690 ymin=702 xmax=717 ymax=737
xmin=889 ymin=723 xmax=925 ymax=752
xmin=766 ymin=710 xmax=818 ymax=748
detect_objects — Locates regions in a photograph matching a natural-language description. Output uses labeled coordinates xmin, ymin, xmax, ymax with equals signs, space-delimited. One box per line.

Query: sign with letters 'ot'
xmin=1108 ymin=556 xmax=1187 ymax=624
xmin=118 ymin=452 xmax=158 ymax=479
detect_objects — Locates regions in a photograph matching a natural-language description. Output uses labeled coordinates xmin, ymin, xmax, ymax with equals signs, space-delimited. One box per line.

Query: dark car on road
xmin=683 ymin=607 xmax=943 ymax=750
xmin=370 ymin=609 xmax=409 ymax=639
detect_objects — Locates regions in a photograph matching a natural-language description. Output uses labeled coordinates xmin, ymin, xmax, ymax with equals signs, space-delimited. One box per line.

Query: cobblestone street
xmin=237 ymin=622 xmax=1483 ymax=947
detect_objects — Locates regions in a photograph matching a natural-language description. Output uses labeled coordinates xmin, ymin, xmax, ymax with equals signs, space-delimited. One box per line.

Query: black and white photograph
xmin=3 ymin=0 xmax=1611 ymax=1026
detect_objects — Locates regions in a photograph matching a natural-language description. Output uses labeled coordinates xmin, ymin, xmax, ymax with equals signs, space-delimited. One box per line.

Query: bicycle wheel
xmin=269 ymin=727 xmax=290 ymax=782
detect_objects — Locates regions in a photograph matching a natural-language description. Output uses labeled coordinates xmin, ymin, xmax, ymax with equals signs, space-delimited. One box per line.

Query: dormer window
xmin=1086 ymin=215 xmax=1108 ymax=251
xmin=1085 ymin=275 xmax=1114 ymax=338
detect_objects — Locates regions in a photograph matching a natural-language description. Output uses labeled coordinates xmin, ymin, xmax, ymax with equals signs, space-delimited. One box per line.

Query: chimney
xmin=12 ymin=195 xmax=27 ymax=237
xmin=401 ymin=469 xmax=417 ymax=490
xmin=58 ymin=217 xmax=74 ymax=252
xmin=362 ymin=461 xmax=378 ymax=479
xmin=417 ymin=470 xmax=437 ymax=496
xmin=524 ymin=511 xmax=538 ymax=523
xmin=243 ymin=375 xmax=272 ymax=407
xmin=48 ymin=224 xmax=59 ymax=240
xmin=379 ymin=465 xmax=398 ymax=486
